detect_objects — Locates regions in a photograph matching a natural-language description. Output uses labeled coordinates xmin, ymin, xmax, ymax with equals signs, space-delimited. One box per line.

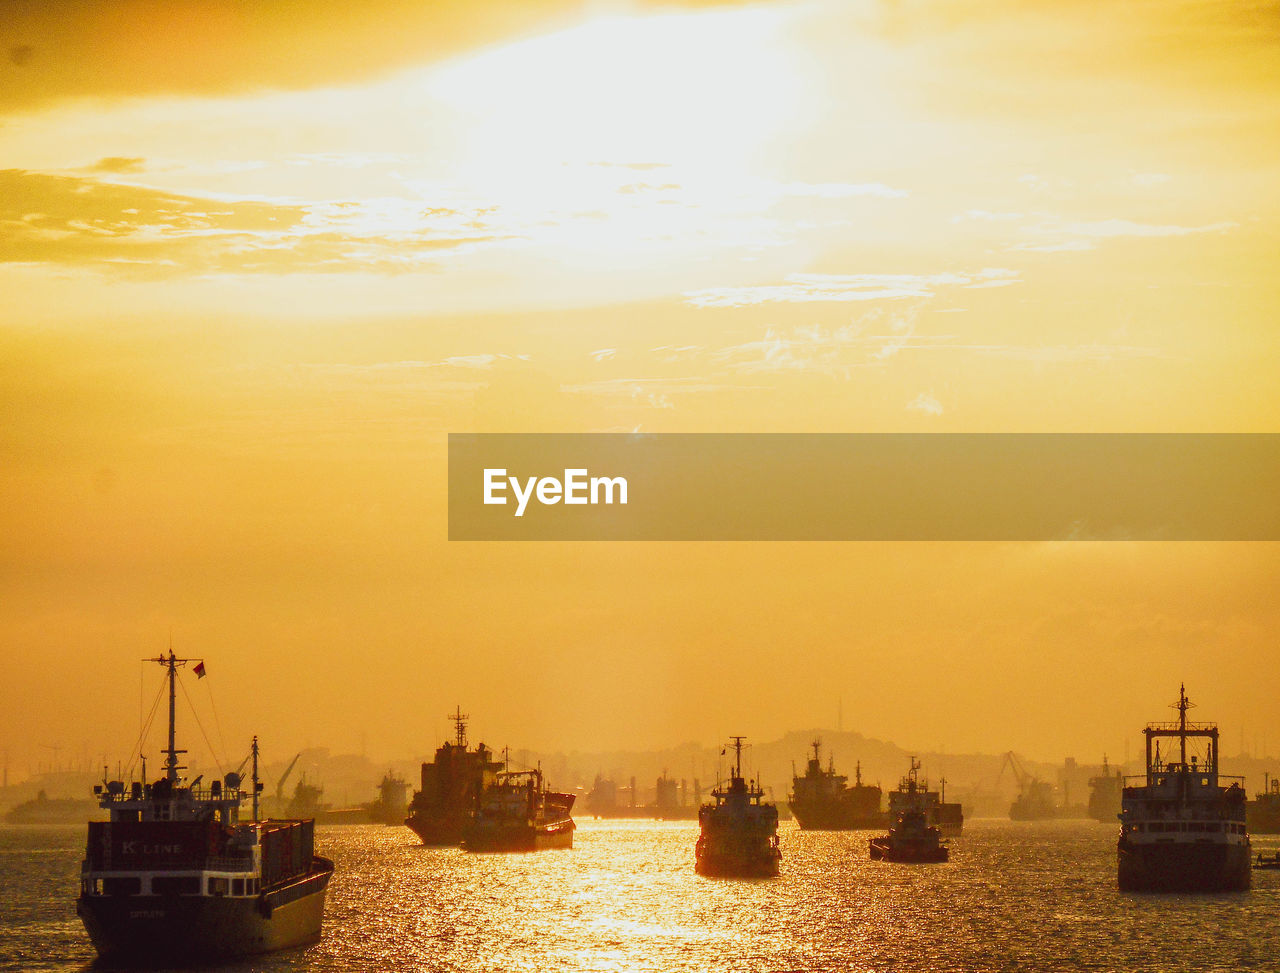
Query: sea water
xmin=3 ymin=819 xmax=1277 ymax=972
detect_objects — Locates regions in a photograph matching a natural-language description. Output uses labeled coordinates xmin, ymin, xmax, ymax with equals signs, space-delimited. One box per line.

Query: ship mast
xmin=729 ymin=736 xmax=747 ymax=779
xmin=149 ymin=650 xmax=194 ymax=784
xmin=1177 ymin=683 xmax=1189 ymax=768
xmin=252 ymin=736 xmax=260 ymax=822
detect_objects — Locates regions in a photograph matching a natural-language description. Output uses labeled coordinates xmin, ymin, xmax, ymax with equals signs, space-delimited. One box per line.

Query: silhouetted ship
xmin=1001 ymin=751 xmax=1057 ymax=821
xmin=4 ymin=790 xmax=102 ymax=824
xmin=887 ymin=757 xmax=963 ymax=835
xmin=788 ymin=740 xmax=885 ymax=830
xmin=869 ymin=808 xmax=948 ymax=863
xmin=365 ymin=772 xmax=410 ymax=825
xmin=1088 ymin=756 xmax=1124 ymax=823
xmin=286 ymin=774 xmax=330 ymax=819
xmin=1117 ymin=685 xmax=1250 ymax=892
xmin=695 ymin=737 xmax=781 ymax=878
xmin=77 ymin=653 xmax=333 ymax=962
xmin=405 ymin=707 xmax=503 ymax=846
xmin=461 ymin=768 xmax=575 ymax=851
xmin=584 ymin=773 xmax=700 ymax=820
xmin=1247 ymin=775 xmax=1280 ymax=834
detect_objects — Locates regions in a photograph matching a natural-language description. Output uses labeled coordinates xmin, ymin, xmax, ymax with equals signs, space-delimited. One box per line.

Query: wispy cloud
xmin=685 ymin=269 xmax=1019 ymax=308
xmin=907 ymin=392 xmax=943 ymax=415
xmin=0 ymin=169 xmax=513 ymax=276
xmin=1009 ymin=216 xmax=1237 ymax=253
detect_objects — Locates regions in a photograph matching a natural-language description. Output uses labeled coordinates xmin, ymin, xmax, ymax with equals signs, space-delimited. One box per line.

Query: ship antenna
xmin=450 ymin=706 xmax=469 ymax=748
xmin=251 ymin=736 xmax=260 ymax=822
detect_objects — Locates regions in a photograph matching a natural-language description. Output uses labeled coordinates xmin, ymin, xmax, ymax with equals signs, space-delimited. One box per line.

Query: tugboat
xmin=405 ymin=707 xmax=505 ymax=845
xmin=1246 ymin=775 xmax=1280 ymax=834
xmin=869 ymin=807 xmax=949 ymax=863
xmin=887 ymin=756 xmax=964 ymax=835
xmin=788 ymin=740 xmax=885 ymax=830
xmin=76 ymin=652 xmax=334 ymax=962
xmin=461 ymin=766 xmax=575 ymax=852
xmin=871 ymin=757 xmax=949 ymax=862
xmin=1117 ymin=685 xmax=1250 ymax=892
xmin=695 ymin=737 xmax=781 ymax=878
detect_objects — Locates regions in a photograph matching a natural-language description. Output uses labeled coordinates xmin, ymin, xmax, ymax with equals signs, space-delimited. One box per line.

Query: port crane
xmin=997 ymin=751 xmax=1056 ymax=820
xmin=275 ymin=752 xmax=301 ymax=803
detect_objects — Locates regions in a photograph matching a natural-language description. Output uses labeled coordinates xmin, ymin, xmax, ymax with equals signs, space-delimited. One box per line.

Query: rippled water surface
xmin=4 ymin=820 xmax=1279 ymax=972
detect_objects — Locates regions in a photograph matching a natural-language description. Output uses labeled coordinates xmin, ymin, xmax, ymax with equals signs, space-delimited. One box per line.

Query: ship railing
xmin=1142 ymin=720 xmax=1218 ymax=732
xmin=203 ymin=855 xmax=255 ymax=873
xmin=1122 ymin=773 xmax=1246 ymax=786
xmin=96 ymin=785 xmax=245 ymax=804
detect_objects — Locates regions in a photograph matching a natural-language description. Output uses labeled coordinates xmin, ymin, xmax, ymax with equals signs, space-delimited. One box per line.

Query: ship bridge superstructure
xmin=1117 ymin=685 xmax=1250 ymax=891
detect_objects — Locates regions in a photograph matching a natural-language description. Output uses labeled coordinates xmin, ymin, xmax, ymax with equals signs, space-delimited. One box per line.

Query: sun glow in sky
xmin=2 ymin=0 xmax=1279 ymax=775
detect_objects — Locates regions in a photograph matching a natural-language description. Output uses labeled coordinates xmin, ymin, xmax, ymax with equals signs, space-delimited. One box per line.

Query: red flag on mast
xmin=193 ymin=661 xmax=206 ymax=679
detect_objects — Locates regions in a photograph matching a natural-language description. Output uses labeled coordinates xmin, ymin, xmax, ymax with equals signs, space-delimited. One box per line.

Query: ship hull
xmin=695 ymin=852 xmax=780 ymax=878
xmin=868 ymin=837 xmax=948 ymax=863
xmin=77 ymin=860 xmax=333 ymax=961
xmin=1117 ymin=839 xmax=1251 ymax=892
xmin=789 ymin=804 xmax=885 ymax=831
xmin=462 ymin=819 xmax=574 ymax=852
xmin=406 ymin=815 xmax=466 ymax=846
xmin=1246 ymin=802 xmax=1280 ymax=834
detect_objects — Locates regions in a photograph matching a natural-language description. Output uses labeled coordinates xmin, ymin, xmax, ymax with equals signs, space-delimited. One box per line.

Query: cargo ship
xmin=461 ymin=767 xmax=575 ymax=851
xmin=788 ymin=740 xmax=885 ymax=830
xmin=1117 ymin=685 xmax=1250 ymax=892
xmin=887 ymin=758 xmax=964 ymax=835
xmin=76 ymin=652 xmax=333 ymax=962
xmin=1088 ymin=756 xmax=1124 ymax=823
xmin=405 ymin=708 xmax=504 ymax=845
xmin=695 ymin=737 xmax=781 ymax=878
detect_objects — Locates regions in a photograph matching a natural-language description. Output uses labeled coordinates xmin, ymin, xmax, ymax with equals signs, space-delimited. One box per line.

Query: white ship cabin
xmin=82 ymin=772 xmax=270 ymax=900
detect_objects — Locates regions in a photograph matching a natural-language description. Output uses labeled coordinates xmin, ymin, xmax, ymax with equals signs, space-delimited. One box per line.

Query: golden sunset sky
xmin=2 ymin=0 xmax=1278 ymax=776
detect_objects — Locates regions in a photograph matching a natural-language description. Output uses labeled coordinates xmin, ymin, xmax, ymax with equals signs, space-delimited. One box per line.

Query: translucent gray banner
xmin=448 ymin=434 xmax=1280 ymax=540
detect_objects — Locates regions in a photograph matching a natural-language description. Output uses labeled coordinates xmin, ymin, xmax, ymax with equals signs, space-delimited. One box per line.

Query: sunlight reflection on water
xmin=4 ymin=820 xmax=1279 ymax=972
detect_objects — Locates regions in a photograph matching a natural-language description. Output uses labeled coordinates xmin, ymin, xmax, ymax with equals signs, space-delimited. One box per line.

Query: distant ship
xmin=1001 ymin=751 xmax=1058 ymax=821
xmin=286 ymin=773 xmax=330 ymax=819
xmin=365 ymin=772 xmax=410 ymax=825
xmin=461 ymin=768 xmax=575 ymax=852
xmin=1088 ymin=756 xmax=1124 ymax=823
xmin=405 ymin=708 xmax=504 ymax=846
xmin=1117 ymin=685 xmax=1250 ymax=891
xmin=887 ymin=757 xmax=964 ymax=835
xmin=1247 ymin=775 xmax=1280 ymax=834
xmin=695 ymin=737 xmax=781 ymax=878
xmin=788 ymin=740 xmax=885 ymax=830
xmin=4 ymin=790 xmax=102 ymax=824
xmin=583 ymin=773 xmax=699 ymax=820
xmin=869 ymin=787 xmax=948 ymax=864
xmin=77 ymin=652 xmax=333 ymax=962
